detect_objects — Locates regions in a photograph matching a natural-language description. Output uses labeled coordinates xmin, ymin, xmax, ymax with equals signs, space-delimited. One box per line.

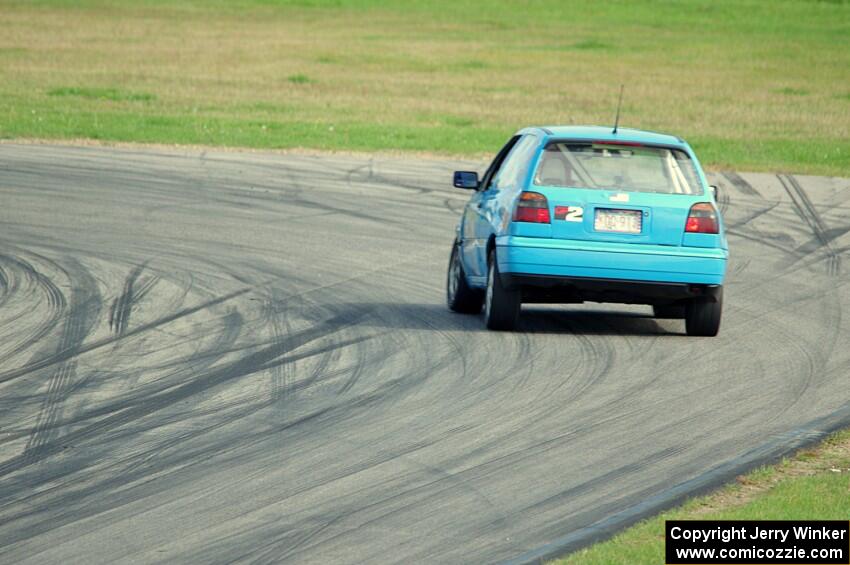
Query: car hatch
xmin=527 ymin=141 xmax=707 ymax=246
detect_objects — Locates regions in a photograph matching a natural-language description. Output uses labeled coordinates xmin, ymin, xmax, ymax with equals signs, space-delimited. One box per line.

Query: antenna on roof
xmin=612 ymin=84 xmax=624 ymax=135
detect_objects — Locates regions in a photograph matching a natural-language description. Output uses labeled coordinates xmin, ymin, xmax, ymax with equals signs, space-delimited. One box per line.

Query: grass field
xmin=1 ymin=0 xmax=849 ymax=174
xmin=557 ymin=430 xmax=850 ymax=564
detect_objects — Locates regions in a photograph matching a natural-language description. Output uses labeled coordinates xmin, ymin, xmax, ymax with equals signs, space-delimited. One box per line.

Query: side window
xmin=491 ymin=134 xmax=539 ymax=190
xmin=481 ymin=135 xmax=521 ymax=191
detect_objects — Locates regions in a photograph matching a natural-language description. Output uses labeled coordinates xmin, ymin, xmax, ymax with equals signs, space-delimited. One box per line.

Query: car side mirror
xmin=453 ymin=171 xmax=479 ymax=190
xmin=708 ymin=184 xmax=718 ymax=199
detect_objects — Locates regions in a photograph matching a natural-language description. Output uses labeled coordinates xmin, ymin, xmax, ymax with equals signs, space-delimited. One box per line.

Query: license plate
xmin=594 ymin=209 xmax=642 ymax=234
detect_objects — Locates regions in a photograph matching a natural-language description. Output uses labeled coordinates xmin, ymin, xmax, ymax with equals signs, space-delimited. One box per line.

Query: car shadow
xmin=520 ymin=306 xmax=682 ymax=336
xmin=341 ymin=302 xmax=684 ymax=336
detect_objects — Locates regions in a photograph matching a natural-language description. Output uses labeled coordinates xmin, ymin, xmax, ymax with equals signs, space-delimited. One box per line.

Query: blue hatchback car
xmin=446 ymin=126 xmax=728 ymax=336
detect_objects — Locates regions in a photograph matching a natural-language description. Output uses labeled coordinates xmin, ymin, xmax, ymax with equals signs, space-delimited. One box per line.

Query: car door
xmin=470 ymin=134 xmax=541 ymax=273
xmin=461 ymin=135 xmax=521 ymax=277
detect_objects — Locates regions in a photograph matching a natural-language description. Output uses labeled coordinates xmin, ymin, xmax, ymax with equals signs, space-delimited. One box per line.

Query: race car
xmin=446 ymin=126 xmax=728 ymax=336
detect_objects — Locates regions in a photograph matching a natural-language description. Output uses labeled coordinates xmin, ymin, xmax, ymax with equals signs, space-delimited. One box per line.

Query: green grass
xmin=570 ymin=39 xmax=613 ymax=51
xmin=47 ymin=86 xmax=156 ymax=102
xmin=286 ymin=73 xmax=312 ymax=84
xmin=1 ymin=0 xmax=849 ymax=175
xmin=556 ymin=430 xmax=850 ymax=564
xmin=773 ymin=87 xmax=810 ymax=96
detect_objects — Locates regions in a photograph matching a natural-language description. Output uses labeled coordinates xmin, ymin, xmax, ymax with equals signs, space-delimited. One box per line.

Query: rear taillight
xmin=685 ymin=202 xmax=719 ymax=234
xmin=514 ymin=191 xmax=550 ymax=223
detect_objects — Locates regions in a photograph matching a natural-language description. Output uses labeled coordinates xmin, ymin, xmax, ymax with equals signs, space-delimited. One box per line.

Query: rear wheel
xmin=653 ymin=304 xmax=686 ymax=319
xmin=484 ymin=249 xmax=521 ymax=330
xmin=447 ymin=240 xmax=483 ymax=313
xmin=685 ymin=288 xmax=723 ymax=337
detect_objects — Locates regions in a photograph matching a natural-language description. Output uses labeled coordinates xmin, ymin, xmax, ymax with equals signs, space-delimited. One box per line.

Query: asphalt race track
xmin=1 ymin=144 xmax=849 ymax=564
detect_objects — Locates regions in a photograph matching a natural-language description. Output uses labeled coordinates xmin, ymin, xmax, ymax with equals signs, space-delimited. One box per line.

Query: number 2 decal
xmin=554 ymin=206 xmax=584 ymax=222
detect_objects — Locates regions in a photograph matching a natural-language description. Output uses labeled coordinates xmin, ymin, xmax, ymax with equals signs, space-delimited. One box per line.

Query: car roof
xmin=520 ymin=125 xmax=687 ymax=148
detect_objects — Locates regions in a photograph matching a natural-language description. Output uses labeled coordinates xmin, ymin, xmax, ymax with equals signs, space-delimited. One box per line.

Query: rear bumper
xmin=501 ymin=273 xmax=721 ymax=304
xmin=496 ymin=235 xmax=726 ymax=303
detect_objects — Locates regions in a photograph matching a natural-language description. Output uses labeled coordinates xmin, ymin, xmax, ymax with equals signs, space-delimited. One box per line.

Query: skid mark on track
xmin=259 ymin=288 xmax=373 ymax=404
xmin=335 ymin=332 xmax=370 ymax=396
xmin=346 ymin=159 xmax=434 ymax=196
xmin=0 ymin=305 xmax=372 ymax=477
xmin=716 ymin=178 xmax=731 ymax=215
xmin=263 ymin=292 xmax=295 ymax=404
xmin=722 ymin=171 xmax=761 ymax=198
xmin=559 ymin=325 xmax=614 ymax=403
xmin=778 ymin=174 xmax=841 ymax=276
xmin=502 ymin=444 xmax=689 ymax=523
xmin=0 ymin=286 xmax=251 ymax=385
xmin=754 ymin=318 xmax=821 ymax=424
xmin=0 ymin=400 xmax=296 ymax=547
xmin=443 ymin=197 xmax=466 ymax=215
xmin=108 ymin=264 xmax=158 ymax=336
xmin=0 ymin=254 xmax=66 ymax=365
xmin=728 ymin=257 xmax=751 ymax=278
xmin=0 ymin=304 xmax=247 ymax=485
xmin=0 ymin=263 xmax=7 ymax=301
xmin=0 ymin=381 xmax=374 ymax=547
xmin=728 ymin=175 xmax=843 ymax=420
xmin=23 ymin=258 xmax=102 ymax=464
xmin=725 ymin=199 xmax=781 ymax=230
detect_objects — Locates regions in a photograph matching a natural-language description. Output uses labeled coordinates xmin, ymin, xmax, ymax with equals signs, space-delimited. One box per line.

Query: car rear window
xmin=533 ymin=141 xmax=703 ymax=195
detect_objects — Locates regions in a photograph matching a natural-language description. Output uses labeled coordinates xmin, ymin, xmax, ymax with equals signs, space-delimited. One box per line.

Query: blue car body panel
xmin=496 ymin=236 xmax=726 ymax=285
xmin=456 ymin=126 xmax=728 ymax=298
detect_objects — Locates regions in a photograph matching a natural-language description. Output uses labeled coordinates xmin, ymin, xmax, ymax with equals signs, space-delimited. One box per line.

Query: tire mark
xmin=108 ymin=264 xmax=158 ymax=336
xmin=263 ymin=290 xmax=297 ymax=404
xmin=728 ymin=257 xmax=751 ymax=278
xmin=0 ymin=306 xmax=371 ymax=477
xmin=0 ymin=400 xmax=333 ymax=548
xmin=0 ymin=262 xmax=8 ymax=302
xmin=23 ymin=258 xmax=102 ymax=463
xmin=443 ymin=197 xmax=465 ymax=215
xmin=733 ymin=175 xmax=843 ymax=421
xmin=0 ymin=304 xmax=248 ymax=455
xmin=529 ymin=310 xmax=617 ymax=404
xmin=725 ymin=226 xmax=802 ymax=261
xmin=725 ymin=200 xmax=781 ymax=230
xmin=307 ymin=300 xmax=375 ymax=397
xmin=231 ymin=427 xmax=490 ymax=565
xmin=738 ymin=304 xmax=820 ymax=425
xmin=346 ymin=159 xmax=434 ymax=195
xmin=504 ymin=444 xmax=688 ymax=519
xmin=0 ymin=255 xmax=66 ymax=364
xmin=1 ymin=378 xmax=447 ymax=563
xmin=260 ymin=288 xmax=367 ymax=403
xmin=778 ymin=174 xmax=841 ymax=276
xmin=255 ymin=520 xmax=341 ymax=565
xmin=722 ymin=171 xmax=761 ymax=198
xmin=716 ymin=178 xmax=731 ymax=216
xmin=0 ymin=287 xmax=250 ymax=385
xmin=335 ymin=333 xmax=369 ymax=395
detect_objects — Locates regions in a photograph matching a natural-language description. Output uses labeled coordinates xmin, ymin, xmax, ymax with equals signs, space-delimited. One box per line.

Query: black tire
xmin=685 ymin=288 xmax=723 ymax=337
xmin=653 ymin=304 xmax=686 ymax=319
xmin=484 ymin=249 xmax=521 ymax=330
xmin=447 ymin=240 xmax=484 ymax=314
